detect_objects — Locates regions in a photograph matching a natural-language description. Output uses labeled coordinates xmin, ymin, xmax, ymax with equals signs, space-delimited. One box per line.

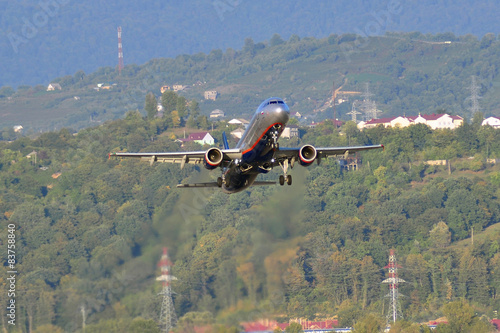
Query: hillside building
xmin=204 ymin=90 xmax=219 ymax=100
xmin=358 ymin=113 xmax=463 ymax=130
xmin=47 ymin=83 xmax=62 ymax=91
xmin=482 ymin=116 xmax=500 ymax=128
xmin=160 ymin=85 xmax=171 ymax=94
xmin=210 ymin=109 xmax=225 ymax=118
xmin=281 ymin=125 xmax=300 ymax=139
xmin=177 ymin=132 xmax=214 ymax=146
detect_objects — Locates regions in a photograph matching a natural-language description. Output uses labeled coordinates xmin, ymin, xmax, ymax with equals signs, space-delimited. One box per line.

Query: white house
xmin=13 ymin=125 xmax=23 ymax=133
xmin=228 ymin=118 xmax=250 ymax=127
xmin=482 ymin=116 xmax=500 ymax=128
xmin=358 ymin=113 xmax=463 ymax=130
xmin=281 ymin=125 xmax=300 ymax=139
xmin=359 ymin=116 xmax=411 ymax=129
xmin=173 ymin=84 xmax=186 ymax=92
xmin=47 ymin=83 xmax=62 ymax=91
xmin=230 ymin=128 xmax=245 ymax=139
xmin=210 ymin=109 xmax=225 ymax=118
xmin=411 ymin=113 xmax=463 ymax=130
xmin=204 ymin=90 xmax=219 ymax=100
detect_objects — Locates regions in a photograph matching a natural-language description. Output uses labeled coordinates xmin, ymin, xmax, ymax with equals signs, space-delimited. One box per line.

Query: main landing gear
xmin=278 ymin=159 xmax=292 ymax=186
xmin=279 ymin=174 xmax=292 ymax=186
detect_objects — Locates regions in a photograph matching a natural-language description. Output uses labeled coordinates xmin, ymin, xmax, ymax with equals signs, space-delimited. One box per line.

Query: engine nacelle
xmin=299 ymin=145 xmax=317 ymax=166
xmin=204 ymin=148 xmax=224 ymax=170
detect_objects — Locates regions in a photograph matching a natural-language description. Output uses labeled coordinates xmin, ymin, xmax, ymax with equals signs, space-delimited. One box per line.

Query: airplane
xmin=109 ymin=97 xmax=383 ymax=194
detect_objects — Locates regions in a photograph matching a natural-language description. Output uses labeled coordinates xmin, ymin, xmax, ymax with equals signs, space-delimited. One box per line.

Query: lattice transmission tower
xmin=382 ymin=249 xmax=405 ymax=325
xmin=157 ymin=247 xmax=177 ymax=332
xmin=466 ymin=75 xmax=481 ymax=118
xmin=347 ymin=101 xmax=362 ymax=123
xmin=117 ymin=27 xmax=124 ymax=75
xmin=361 ymin=82 xmax=381 ymax=120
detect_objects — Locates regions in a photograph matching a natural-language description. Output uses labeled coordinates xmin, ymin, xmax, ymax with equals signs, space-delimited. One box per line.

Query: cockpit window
xmin=266 ymin=100 xmax=285 ymax=106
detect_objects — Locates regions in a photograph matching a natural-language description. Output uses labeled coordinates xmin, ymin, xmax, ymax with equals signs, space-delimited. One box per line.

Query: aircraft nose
xmin=272 ymin=102 xmax=290 ymax=115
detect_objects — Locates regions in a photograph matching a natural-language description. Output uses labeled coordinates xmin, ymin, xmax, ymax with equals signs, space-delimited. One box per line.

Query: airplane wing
xmin=274 ymin=144 xmax=384 ymax=163
xmin=109 ymin=149 xmax=242 ymax=168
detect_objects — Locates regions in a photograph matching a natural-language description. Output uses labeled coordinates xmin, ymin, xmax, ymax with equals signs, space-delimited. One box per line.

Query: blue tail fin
xmin=222 ymin=131 xmax=229 ymax=149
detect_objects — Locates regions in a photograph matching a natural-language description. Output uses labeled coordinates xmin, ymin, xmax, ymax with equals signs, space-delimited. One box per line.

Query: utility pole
xmin=157 ymin=247 xmax=177 ymax=333
xmin=332 ymin=81 xmax=337 ymax=128
xmin=80 ymin=305 xmax=86 ymax=332
xmin=382 ymin=249 xmax=405 ymax=325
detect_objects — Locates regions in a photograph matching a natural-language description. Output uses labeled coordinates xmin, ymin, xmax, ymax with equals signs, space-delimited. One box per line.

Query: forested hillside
xmin=1 ymin=32 xmax=500 ymax=133
xmin=1 ymin=111 xmax=500 ymax=332
xmin=2 ymin=1 xmax=500 ymax=87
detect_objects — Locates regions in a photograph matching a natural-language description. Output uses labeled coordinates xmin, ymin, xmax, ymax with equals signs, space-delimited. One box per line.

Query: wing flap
xmin=275 ymin=144 xmax=383 ymax=160
xmin=252 ymin=181 xmax=276 ymax=186
xmin=176 ymin=182 xmax=220 ymax=188
xmin=110 ymin=149 xmax=242 ymax=166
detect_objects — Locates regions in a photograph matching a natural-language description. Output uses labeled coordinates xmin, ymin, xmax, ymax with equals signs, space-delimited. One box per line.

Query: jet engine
xmin=299 ymin=145 xmax=317 ymax=166
xmin=204 ymin=148 xmax=224 ymax=170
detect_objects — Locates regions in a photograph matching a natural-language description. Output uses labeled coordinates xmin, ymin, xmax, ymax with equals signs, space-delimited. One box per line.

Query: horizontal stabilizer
xmin=176 ymin=182 xmax=220 ymax=188
xmin=252 ymin=181 xmax=276 ymax=186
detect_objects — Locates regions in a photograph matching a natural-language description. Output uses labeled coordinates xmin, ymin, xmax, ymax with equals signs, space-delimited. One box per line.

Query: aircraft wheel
xmin=287 ymin=175 xmax=292 ymax=185
xmin=217 ymin=177 xmax=223 ymax=187
xmin=279 ymin=175 xmax=285 ymax=186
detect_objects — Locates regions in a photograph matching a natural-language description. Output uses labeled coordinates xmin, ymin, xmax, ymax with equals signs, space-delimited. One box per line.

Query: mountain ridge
xmin=1 ymin=0 xmax=499 ymax=87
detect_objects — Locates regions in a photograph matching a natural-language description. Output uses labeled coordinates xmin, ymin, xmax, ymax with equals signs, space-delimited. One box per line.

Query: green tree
xmin=270 ymin=33 xmax=285 ymax=47
xmin=145 ymin=92 xmax=157 ymax=119
xmin=197 ymin=115 xmax=209 ymax=130
xmin=285 ymin=322 xmax=303 ymax=333
xmin=0 ymin=86 xmax=14 ymax=98
xmin=352 ymin=313 xmax=384 ymax=333
xmin=387 ymin=320 xmax=422 ymax=333
xmin=177 ymin=96 xmax=187 ymax=118
xmin=189 ymin=99 xmax=200 ymax=118
xmin=161 ymin=90 xmax=178 ymax=114
xmin=171 ymin=110 xmax=181 ymax=128
xmin=129 ymin=317 xmax=160 ymax=333
xmin=439 ymin=300 xmax=476 ymax=333
xmin=186 ymin=115 xmax=198 ymax=128
xmin=429 ymin=221 xmax=451 ymax=248
xmin=243 ymin=37 xmax=256 ymax=56
xmin=33 ymin=324 xmax=65 ymax=333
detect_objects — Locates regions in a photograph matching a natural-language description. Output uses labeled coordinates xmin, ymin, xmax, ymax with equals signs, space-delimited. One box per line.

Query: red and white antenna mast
xmin=117 ymin=26 xmax=124 ymax=75
xmin=382 ymin=249 xmax=405 ymax=325
xmin=157 ymin=247 xmax=177 ymax=332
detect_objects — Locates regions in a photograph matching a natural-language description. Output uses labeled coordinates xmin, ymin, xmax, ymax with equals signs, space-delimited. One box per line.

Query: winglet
xmin=222 ymin=131 xmax=229 ymax=150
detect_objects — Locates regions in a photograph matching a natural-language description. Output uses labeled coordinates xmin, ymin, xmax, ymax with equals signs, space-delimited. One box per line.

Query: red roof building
xmin=242 ymin=319 xmax=338 ymax=332
xmin=358 ymin=113 xmax=463 ymax=130
xmin=177 ymin=132 xmax=215 ymax=145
